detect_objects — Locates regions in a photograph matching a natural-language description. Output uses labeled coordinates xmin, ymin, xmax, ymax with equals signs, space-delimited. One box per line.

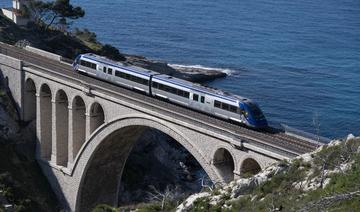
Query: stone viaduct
xmin=0 ymin=45 xmax=311 ymax=211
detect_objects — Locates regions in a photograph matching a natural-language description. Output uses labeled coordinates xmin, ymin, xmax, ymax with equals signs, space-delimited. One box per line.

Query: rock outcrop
xmin=176 ymin=135 xmax=360 ymax=211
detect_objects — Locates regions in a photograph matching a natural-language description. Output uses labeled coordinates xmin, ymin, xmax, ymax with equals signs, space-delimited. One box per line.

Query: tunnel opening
xmin=213 ymin=148 xmax=235 ymax=182
xmin=78 ymin=125 xmax=210 ymax=211
xmin=241 ymin=158 xmax=261 ymax=177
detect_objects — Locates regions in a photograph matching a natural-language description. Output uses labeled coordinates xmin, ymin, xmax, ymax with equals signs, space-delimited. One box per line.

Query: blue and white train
xmin=73 ymin=53 xmax=268 ymax=129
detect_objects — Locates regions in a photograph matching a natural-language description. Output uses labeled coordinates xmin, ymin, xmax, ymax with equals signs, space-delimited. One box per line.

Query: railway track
xmin=0 ymin=43 xmax=319 ymax=156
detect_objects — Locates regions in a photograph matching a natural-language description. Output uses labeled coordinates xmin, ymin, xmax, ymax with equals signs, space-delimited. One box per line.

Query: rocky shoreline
xmin=125 ymin=54 xmax=227 ymax=83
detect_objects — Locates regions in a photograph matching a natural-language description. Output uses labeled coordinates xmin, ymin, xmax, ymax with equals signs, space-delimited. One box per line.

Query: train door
xmin=106 ymin=67 xmax=113 ymax=81
xmin=97 ymin=64 xmax=105 ymax=79
xmin=190 ymin=92 xmax=200 ymax=110
xmin=190 ymin=92 xmax=212 ymax=113
xmin=203 ymin=95 xmax=213 ymax=113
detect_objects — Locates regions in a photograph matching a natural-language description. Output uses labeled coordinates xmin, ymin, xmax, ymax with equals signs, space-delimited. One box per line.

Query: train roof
xmin=81 ymin=53 xmax=160 ymax=76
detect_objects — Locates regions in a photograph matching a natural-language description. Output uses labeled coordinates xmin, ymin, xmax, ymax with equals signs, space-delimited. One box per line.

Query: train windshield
xmin=245 ymin=102 xmax=265 ymax=120
xmin=73 ymin=55 xmax=81 ymax=67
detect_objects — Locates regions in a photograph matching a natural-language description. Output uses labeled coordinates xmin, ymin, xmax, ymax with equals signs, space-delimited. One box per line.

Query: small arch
xmin=72 ymin=96 xmax=86 ymax=160
xmin=213 ymin=148 xmax=235 ymax=182
xmin=55 ymin=89 xmax=69 ymax=166
xmin=240 ymin=158 xmax=261 ymax=177
xmin=24 ymin=78 xmax=36 ymax=121
xmin=39 ymin=83 xmax=52 ymax=160
xmin=89 ymin=102 xmax=105 ymax=135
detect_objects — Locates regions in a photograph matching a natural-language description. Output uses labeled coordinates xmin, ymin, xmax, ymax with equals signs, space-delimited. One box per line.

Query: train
xmin=73 ymin=53 xmax=268 ymax=129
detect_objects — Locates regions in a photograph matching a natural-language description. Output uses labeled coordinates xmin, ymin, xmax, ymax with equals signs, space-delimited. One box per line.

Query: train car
xmin=152 ymin=74 xmax=267 ymax=128
xmin=73 ymin=53 xmax=157 ymax=94
xmin=73 ymin=53 xmax=268 ymax=129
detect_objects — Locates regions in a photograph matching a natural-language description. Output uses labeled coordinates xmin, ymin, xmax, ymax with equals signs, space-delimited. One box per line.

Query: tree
xmin=25 ymin=0 xmax=85 ymax=30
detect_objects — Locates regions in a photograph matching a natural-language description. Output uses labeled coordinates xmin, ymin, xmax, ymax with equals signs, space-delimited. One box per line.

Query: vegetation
xmin=24 ymin=0 xmax=84 ymax=30
xmin=189 ymin=138 xmax=360 ymax=212
xmin=0 ymin=7 xmax=125 ymax=61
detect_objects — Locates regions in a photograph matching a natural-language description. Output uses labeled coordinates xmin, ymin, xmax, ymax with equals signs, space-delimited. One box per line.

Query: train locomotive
xmin=73 ymin=53 xmax=268 ymax=129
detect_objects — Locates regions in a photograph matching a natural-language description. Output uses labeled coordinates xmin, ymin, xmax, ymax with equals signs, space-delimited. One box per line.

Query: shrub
xmin=92 ymin=204 xmax=118 ymax=212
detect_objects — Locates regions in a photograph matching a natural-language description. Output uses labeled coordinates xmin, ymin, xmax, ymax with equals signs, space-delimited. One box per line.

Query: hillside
xmin=177 ymin=136 xmax=360 ymax=212
xmin=0 ymin=14 xmax=226 ymax=82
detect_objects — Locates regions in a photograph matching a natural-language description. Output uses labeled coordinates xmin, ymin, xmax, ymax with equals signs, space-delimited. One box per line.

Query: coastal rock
xmin=126 ymin=55 xmax=227 ymax=83
xmin=176 ymin=192 xmax=210 ymax=212
xmin=346 ymin=134 xmax=355 ymax=142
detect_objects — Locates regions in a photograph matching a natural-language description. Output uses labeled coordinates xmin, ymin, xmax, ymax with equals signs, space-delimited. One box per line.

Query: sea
xmin=1 ymin=0 xmax=359 ymax=139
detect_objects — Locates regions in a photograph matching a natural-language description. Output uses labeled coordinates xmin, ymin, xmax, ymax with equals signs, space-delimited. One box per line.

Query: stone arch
xmin=54 ymin=89 xmax=69 ymax=166
xmin=213 ymin=147 xmax=235 ymax=183
xmin=73 ymin=115 xmax=219 ymax=211
xmin=71 ymin=96 xmax=86 ymax=161
xmin=24 ymin=78 xmax=36 ymax=121
xmin=240 ymin=157 xmax=262 ymax=176
xmin=89 ymin=102 xmax=105 ymax=135
xmin=39 ymin=83 xmax=52 ymax=160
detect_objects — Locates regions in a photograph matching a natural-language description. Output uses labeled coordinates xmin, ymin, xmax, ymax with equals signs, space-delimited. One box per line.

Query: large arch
xmin=89 ymin=102 xmax=105 ymax=135
xmin=71 ymin=96 xmax=86 ymax=160
xmin=213 ymin=148 xmax=235 ymax=183
xmin=240 ymin=158 xmax=261 ymax=176
xmin=55 ymin=89 xmax=69 ymax=166
xmin=73 ymin=115 xmax=219 ymax=211
xmin=24 ymin=78 xmax=36 ymax=122
xmin=39 ymin=83 xmax=52 ymax=160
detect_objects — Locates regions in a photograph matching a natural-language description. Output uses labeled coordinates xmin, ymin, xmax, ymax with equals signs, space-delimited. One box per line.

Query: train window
xmin=230 ymin=106 xmax=238 ymax=113
xmin=214 ymin=100 xmax=221 ymax=108
xmin=193 ymin=94 xmax=199 ymax=101
xmin=152 ymin=82 xmax=159 ymax=88
xmin=103 ymin=67 xmax=106 ymax=73
xmin=108 ymin=68 xmax=112 ymax=75
xmin=200 ymin=96 xmax=205 ymax=103
xmin=222 ymin=103 xmax=229 ymax=111
xmin=184 ymin=91 xmax=190 ymax=98
xmin=79 ymin=60 xmax=96 ymax=70
xmin=115 ymin=71 xmax=123 ymax=78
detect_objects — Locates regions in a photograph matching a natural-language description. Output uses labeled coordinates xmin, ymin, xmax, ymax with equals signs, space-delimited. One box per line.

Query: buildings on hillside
xmin=1 ymin=0 xmax=30 ymax=26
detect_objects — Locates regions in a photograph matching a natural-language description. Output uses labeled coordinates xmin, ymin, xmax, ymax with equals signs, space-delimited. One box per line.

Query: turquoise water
xmin=2 ymin=0 xmax=359 ymax=138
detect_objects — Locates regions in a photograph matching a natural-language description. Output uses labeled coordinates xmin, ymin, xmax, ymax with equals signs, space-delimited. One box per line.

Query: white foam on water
xmin=169 ymin=64 xmax=235 ymax=76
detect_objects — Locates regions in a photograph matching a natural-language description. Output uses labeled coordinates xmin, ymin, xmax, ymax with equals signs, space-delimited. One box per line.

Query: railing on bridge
xmin=281 ymin=124 xmax=331 ymax=145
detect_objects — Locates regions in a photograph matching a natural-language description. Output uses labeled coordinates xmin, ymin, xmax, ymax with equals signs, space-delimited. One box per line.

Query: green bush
xmin=92 ymin=204 xmax=118 ymax=212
